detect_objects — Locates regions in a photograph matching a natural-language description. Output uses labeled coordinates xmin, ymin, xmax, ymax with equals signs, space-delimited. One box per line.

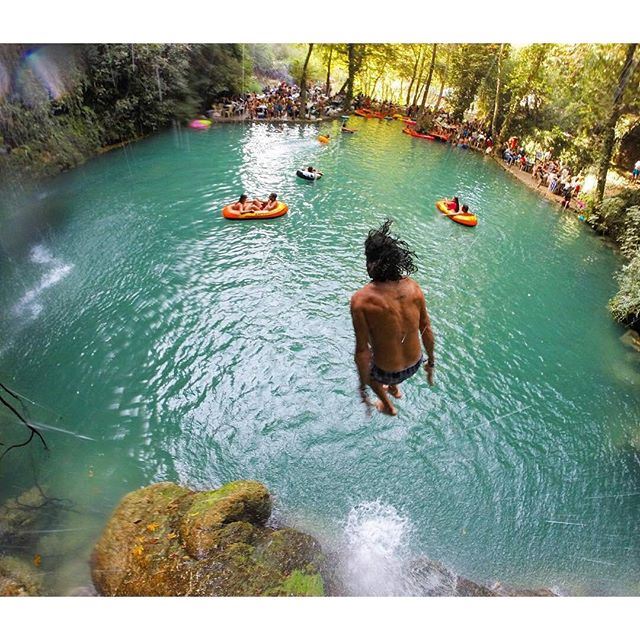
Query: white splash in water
xmin=342 ymin=500 xmax=411 ymax=596
xmin=12 ymin=244 xmax=74 ymax=319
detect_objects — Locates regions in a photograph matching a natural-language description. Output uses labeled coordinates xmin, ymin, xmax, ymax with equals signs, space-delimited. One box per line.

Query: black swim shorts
xmin=370 ymin=356 xmax=424 ymax=385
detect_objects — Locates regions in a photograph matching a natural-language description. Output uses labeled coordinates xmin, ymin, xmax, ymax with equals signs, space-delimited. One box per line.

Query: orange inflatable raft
xmin=222 ymin=201 xmax=289 ymax=220
xmin=435 ymin=200 xmax=477 ymax=227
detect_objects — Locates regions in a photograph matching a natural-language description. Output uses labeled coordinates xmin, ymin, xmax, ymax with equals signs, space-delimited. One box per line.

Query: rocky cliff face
xmin=91 ymin=480 xmax=326 ymax=596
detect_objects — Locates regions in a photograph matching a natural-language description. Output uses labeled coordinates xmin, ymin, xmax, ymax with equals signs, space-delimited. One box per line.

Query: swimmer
xmin=230 ymin=194 xmax=257 ymax=214
xmin=350 ymin=219 xmax=435 ymax=416
xmin=254 ymin=192 xmax=279 ymax=211
xmin=447 ymin=197 xmax=460 ymax=212
xmin=306 ymin=166 xmax=323 ymax=177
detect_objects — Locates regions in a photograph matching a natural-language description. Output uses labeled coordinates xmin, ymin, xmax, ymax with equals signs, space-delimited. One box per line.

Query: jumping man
xmin=350 ymin=219 xmax=435 ymax=416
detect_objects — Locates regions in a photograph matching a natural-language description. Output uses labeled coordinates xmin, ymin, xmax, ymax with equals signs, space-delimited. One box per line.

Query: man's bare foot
xmin=385 ymin=384 xmax=403 ymax=399
xmin=376 ymin=400 xmax=398 ymax=416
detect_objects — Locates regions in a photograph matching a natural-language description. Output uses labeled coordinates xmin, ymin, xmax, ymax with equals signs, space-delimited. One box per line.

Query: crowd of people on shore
xmin=446 ymin=118 xmax=495 ymax=152
xmin=210 ymin=82 xmax=342 ymax=121
xmin=353 ymin=94 xmax=401 ymax=116
xmin=501 ymin=138 xmax=584 ymax=209
xmin=206 ymin=87 xmax=640 ymax=208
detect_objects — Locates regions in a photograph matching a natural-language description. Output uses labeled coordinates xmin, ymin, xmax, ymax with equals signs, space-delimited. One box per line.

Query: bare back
xmin=352 ymin=277 xmax=424 ymax=372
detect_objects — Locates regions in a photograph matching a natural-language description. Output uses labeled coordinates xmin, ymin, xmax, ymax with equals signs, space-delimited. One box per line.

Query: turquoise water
xmin=1 ymin=118 xmax=639 ymax=595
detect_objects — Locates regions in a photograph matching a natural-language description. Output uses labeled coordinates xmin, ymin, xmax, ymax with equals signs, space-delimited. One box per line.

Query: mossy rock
xmin=267 ymin=570 xmax=325 ymax=596
xmin=91 ymin=481 xmax=325 ymax=596
xmin=0 ymin=557 xmax=42 ymax=596
xmin=179 ymin=480 xmax=271 ymax=559
xmin=257 ymin=528 xmax=323 ymax=575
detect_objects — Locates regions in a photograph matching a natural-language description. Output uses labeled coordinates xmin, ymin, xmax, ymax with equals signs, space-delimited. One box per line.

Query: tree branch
xmin=0 ymin=392 xmax=48 ymax=462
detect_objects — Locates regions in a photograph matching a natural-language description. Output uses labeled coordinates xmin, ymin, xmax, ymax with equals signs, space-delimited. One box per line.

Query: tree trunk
xmin=325 ymin=45 xmax=333 ymax=96
xmin=344 ymin=44 xmax=356 ymax=109
xmin=419 ymin=43 xmax=438 ymax=114
xmin=435 ymin=78 xmax=446 ymax=110
xmin=497 ymin=45 xmax=547 ymax=147
xmin=405 ymin=47 xmax=421 ymax=106
xmin=595 ymin=43 xmax=639 ymax=206
xmin=371 ymin=66 xmax=386 ymax=99
xmin=412 ymin=46 xmax=427 ymax=106
xmin=299 ymin=43 xmax=314 ymax=119
xmin=491 ymin=43 xmax=505 ymax=136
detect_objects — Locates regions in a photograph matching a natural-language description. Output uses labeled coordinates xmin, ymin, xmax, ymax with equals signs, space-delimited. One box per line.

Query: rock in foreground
xmin=0 ymin=557 xmax=42 ymax=596
xmin=91 ymin=480 xmax=325 ymax=596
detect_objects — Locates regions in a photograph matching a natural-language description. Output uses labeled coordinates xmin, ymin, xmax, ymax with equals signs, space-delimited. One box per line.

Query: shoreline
xmin=491 ymin=155 xmax=582 ymax=211
xmin=488 ymin=152 xmax=628 ymax=254
xmin=208 ymin=114 xmax=343 ymax=125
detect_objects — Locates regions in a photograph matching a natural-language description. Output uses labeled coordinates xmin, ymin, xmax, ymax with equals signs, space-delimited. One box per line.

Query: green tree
xmin=497 ymin=44 xmax=550 ymax=146
xmin=448 ymin=44 xmax=500 ymax=121
xmin=404 ymin=45 xmax=424 ymax=106
xmin=82 ymin=44 xmax=195 ymax=144
xmin=418 ymin=44 xmax=437 ymax=114
xmin=595 ymin=43 xmax=639 ymax=205
xmin=299 ymin=43 xmax=314 ymax=119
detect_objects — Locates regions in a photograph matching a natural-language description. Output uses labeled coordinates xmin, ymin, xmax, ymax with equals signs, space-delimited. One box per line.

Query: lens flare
xmin=23 ymin=47 xmax=67 ymax=100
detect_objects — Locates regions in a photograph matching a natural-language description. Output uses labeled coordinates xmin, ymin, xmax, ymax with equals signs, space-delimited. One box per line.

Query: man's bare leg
xmin=385 ymin=384 xmax=402 ymax=399
xmin=368 ymin=380 xmax=397 ymax=416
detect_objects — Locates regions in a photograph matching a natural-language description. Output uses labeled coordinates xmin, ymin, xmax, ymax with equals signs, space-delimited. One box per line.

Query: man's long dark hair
xmin=364 ymin=219 xmax=417 ymax=282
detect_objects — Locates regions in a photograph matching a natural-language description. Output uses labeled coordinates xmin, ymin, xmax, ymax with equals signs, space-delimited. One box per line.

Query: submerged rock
xmin=491 ymin=582 xmax=557 ymax=597
xmin=0 ymin=556 xmax=42 ymax=596
xmin=91 ymin=481 xmax=326 ymax=596
xmin=409 ymin=558 xmax=557 ymax=596
xmin=66 ymin=584 xmax=98 ymax=597
xmin=409 ymin=558 xmax=497 ymax=596
xmin=0 ymin=486 xmax=49 ymax=544
xmin=620 ymin=329 xmax=640 ymax=352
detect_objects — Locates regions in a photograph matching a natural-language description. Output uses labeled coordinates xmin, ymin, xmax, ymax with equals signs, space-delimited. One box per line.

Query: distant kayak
xmin=435 ymin=200 xmax=478 ymax=227
xmin=428 ymin=131 xmax=451 ymax=142
xmin=403 ymin=127 xmax=435 ymax=140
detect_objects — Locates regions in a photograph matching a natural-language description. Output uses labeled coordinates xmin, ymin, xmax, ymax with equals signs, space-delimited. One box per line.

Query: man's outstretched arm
xmin=417 ymin=287 xmax=435 ymax=384
xmin=350 ymin=296 xmax=372 ymax=401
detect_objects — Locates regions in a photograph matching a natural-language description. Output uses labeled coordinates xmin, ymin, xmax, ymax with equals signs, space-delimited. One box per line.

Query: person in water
xmin=447 ymin=197 xmax=460 ymax=212
xmin=350 ymin=219 xmax=435 ymax=416
xmin=253 ymin=192 xmax=279 ymax=211
xmin=230 ymin=194 xmax=257 ymax=213
xmin=306 ymin=166 xmax=323 ymax=177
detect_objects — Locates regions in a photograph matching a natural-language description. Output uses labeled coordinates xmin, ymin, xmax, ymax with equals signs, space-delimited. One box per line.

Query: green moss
xmin=184 ymin=480 xmax=270 ymax=522
xmin=274 ymin=570 xmax=325 ymax=597
xmin=93 ymin=481 xmax=324 ymax=596
xmin=186 ymin=481 xmax=244 ymax=513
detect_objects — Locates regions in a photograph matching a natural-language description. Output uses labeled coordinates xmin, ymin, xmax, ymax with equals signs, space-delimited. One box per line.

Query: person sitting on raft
xmin=460 ymin=204 xmax=470 ymax=215
xmin=230 ymin=194 xmax=258 ymax=214
xmin=447 ymin=197 xmax=460 ymax=212
xmin=252 ymin=192 xmax=279 ymax=212
xmin=306 ymin=166 xmax=323 ymax=177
